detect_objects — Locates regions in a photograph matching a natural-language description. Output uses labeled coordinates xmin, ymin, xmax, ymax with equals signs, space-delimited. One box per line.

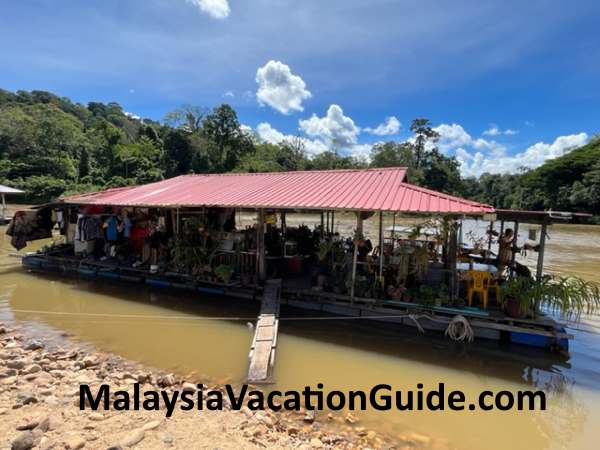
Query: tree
xmin=164 ymin=105 xmax=207 ymax=132
xmin=202 ymin=104 xmax=253 ymax=172
xmin=370 ymin=142 xmax=414 ymax=168
xmin=308 ymin=151 xmax=364 ymax=170
xmin=78 ymin=147 xmax=91 ymax=179
xmin=235 ymin=142 xmax=308 ymax=173
xmin=421 ymin=148 xmax=463 ymax=194
xmin=410 ymin=118 xmax=439 ymax=169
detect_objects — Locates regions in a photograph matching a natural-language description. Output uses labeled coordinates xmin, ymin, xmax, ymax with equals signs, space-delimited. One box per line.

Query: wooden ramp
xmin=247 ymin=279 xmax=281 ymax=383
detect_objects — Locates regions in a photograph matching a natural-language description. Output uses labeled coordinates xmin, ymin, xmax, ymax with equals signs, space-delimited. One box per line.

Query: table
xmin=457 ymin=262 xmax=498 ymax=273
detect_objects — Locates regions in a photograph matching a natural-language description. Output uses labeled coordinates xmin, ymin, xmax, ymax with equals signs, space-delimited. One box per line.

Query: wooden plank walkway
xmin=247 ymin=279 xmax=281 ymax=383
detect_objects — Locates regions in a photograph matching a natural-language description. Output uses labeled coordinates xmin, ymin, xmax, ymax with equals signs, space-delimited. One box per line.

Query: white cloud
xmin=457 ymin=133 xmax=588 ymax=177
xmin=256 ymin=60 xmax=312 ymax=114
xmin=364 ymin=116 xmax=401 ymax=136
xmin=483 ymin=124 xmax=519 ymax=136
xmin=299 ymin=104 xmax=359 ymax=148
xmin=256 ymin=122 xmax=328 ymax=156
xmin=434 ymin=123 xmax=473 ymax=151
xmin=186 ymin=0 xmax=230 ymax=19
xmin=240 ymin=124 xmax=253 ymax=134
xmin=434 ymin=123 xmax=506 ymax=156
xmin=223 ymin=90 xmax=234 ymax=98
xmin=348 ymin=143 xmax=374 ymax=160
xmin=124 ymin=111 xmax=141 ymax=120
xmin=256 ymin=122 xmax=286 ymax=143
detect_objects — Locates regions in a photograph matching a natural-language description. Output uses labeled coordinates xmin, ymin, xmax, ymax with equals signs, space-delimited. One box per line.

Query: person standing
xmin=497 ymin=228 xmax=517 ymax=275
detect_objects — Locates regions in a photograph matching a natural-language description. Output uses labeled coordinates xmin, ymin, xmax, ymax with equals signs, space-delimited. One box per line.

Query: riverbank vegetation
xmin=1 ymin=88 xmax=598 ymax=219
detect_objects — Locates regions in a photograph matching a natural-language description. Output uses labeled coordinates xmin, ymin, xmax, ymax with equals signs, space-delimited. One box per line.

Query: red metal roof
xmin=62 ymin=167 xmax=494 ymax=214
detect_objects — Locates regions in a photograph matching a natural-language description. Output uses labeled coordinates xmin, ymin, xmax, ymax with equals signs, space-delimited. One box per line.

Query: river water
xmin=1 ymin=219 xmax=600 ymax=450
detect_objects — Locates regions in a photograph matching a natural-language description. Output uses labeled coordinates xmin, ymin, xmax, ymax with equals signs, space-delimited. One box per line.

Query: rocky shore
xmin=0 ymin=320 xmax=441 ymax=450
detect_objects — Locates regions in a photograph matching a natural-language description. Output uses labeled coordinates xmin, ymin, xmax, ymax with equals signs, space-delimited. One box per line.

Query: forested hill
xmin=461 ymin=137 xmax=600 ymax=216
xmin=0 ymin=88 xmax=598 ymax=218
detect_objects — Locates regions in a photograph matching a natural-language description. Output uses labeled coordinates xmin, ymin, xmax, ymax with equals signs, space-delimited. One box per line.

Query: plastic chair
xmin=467 ymin=270 xmax=491 ymax=309
xmin=488 ymin=277 xmax=501 ymax=301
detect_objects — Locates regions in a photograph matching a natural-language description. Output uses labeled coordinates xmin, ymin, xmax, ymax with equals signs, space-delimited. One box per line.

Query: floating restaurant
xmin=9 ymin=167 xmax=599 ymax=382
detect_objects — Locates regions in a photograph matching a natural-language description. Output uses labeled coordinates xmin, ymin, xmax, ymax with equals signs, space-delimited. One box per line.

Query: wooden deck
xmin=247 ymin=279 xmax=281 ymax=383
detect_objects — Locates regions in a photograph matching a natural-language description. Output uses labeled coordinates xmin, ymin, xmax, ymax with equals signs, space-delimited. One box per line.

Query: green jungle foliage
xmin=0 ymin=88 xmax=598 ymax=218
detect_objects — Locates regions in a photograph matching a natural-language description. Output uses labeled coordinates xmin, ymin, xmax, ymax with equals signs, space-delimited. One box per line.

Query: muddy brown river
xmin=2 ymin=218 xmax=600 ymax=450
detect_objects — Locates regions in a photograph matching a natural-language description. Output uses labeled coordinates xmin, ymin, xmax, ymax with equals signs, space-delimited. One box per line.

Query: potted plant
xmin=499 ymin=275 xmax=600 ymax=320
xmin=214 ymin=264 xmax=234 ymax=284
xmin=499 ymin=276 xmax=533 ymax=318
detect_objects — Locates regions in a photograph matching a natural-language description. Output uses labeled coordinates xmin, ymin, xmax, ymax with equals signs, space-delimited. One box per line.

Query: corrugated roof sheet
xmin=0 ymin=184 xmax=25 ymax=194
xmin=61 ymin=167 xmax=494 ymax=214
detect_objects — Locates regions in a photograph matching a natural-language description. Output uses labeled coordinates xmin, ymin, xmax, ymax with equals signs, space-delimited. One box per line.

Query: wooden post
xmin=325 ymin=211 xmax=329 ymax=234
xmin=330 ymin=211 xmax=335 ymax=234
xmin=487 ymin=220 xmax=494 ymax=254
xmin=378 ymin=211 xmax=384 ymax=278
xmin=534 ymin=222 xmax=548 ymax=317
xmin=257 ymin=209 xmax=266 ymax=283
xmin=509 ymin=221 xmax=519 ymax=277
xmin=281 ymin=210 xmax=287 ymax=256
xmin=320 ymin=211 xmax=324 ymax=237
xmin=356 ymin=211 xmax=363 ymax=237
xmin=536 ymin=222 xmax=547 ymax=281
xmin=1 ymin=193 xmax=5 ymax=221
xmin=448 ymin=220 xmax=459 ymax=302
xmin=350 ymin=237 xmax=358 ymax=305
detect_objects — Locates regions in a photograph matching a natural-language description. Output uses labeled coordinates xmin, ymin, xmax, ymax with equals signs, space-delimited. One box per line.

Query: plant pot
xmin=241 ymin=273 xmax=252 ymax=286
xmin=504 ymin=296 xmax=525 ymax=318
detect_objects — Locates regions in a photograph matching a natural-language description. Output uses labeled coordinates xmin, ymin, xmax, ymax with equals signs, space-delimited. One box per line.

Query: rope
xmin=444 ymin=314 xmax=474 ymax=342
xmin=407 ymin=314 xmax=425 ymax=334
xmin=7 ymin=309 xmax=475 ymax=343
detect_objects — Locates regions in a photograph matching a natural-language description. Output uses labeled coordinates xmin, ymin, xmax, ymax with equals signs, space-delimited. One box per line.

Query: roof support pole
xmin=378 ymin=211 xmax=384 ymax=279
xmin=281 ymin=210 xmax=287 ymax=256
xmin=350 ymin=211 xmax=364 ymax=305
xmin=257 ymin=209 xmax=266 ymax=284
xmin=534 ymin=222 xmax=548 ymax=318
xmin=487 ymin=220 xmax=494 ymax=254
xmin=447 ymin=220 xmax=459 ymax=302
xmin=325 ymin=211 xmax=329 ymax=235
xmin=535 ymin=222 xmax=547 ymax=281
xmin=356 ymin=211 xmax=363 ymax=237
xmin=320 ymin=211 xmax=324 ymax=238
xmin=509 ymin=221 xmax=519 ymax=278
xmin=350 ymin=236 xmax=358 ymax=305
xmin=1 ymin=193 xmax=5 ymax=220
xmin=330 ymin=211 xmax=335 ymax=234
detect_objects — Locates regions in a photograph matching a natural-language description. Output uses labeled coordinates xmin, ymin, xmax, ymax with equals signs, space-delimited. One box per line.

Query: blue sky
xmin=1 ymin=0 xmax=599 ymax=176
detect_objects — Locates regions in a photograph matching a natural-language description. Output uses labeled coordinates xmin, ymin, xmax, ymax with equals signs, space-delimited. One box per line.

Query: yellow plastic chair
xmin=467 ymin=270 xmax=491 ymax=309
xmin=488 ymin=277 xmax=501 ymax=301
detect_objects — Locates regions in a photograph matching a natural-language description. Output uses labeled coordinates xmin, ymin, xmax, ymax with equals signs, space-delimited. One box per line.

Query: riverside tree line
xmin=0 ymin=89 xmax=599 ymax=218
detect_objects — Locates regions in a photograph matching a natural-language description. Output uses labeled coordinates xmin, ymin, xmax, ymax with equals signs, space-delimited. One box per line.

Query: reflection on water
xmin=2 ymin=222 xmax=600 ymax=450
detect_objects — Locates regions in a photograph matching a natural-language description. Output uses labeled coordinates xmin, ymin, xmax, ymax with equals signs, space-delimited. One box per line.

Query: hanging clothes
xmin=75 ymin=215 xmax=104 ymax=241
